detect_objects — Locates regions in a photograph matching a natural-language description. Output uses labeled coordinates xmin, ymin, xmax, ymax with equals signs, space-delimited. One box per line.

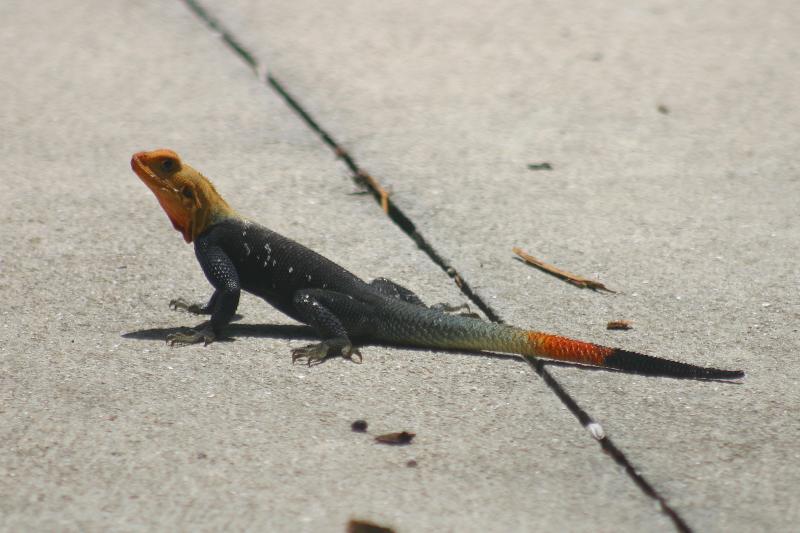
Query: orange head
xmin=131 ymin=149 xmax=235 ymax=243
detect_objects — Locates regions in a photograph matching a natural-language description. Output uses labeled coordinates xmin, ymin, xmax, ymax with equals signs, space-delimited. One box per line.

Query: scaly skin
xmin=131 ymin=149 xmax=744 ymax=380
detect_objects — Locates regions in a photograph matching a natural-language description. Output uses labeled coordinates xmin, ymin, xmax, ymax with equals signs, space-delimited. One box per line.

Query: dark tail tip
xmin=604 ymin=349 xmax=745 ymax=380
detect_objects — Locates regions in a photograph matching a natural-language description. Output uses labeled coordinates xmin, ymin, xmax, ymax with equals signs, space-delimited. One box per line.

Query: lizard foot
xmin=169 ymin=298 xmax=206 ymax=315
xmin=167 ymin=327 xmax=215 ymax=346
xmin=291 ymin=341 xmax=362 ymax=366
xmin=431 ymin=302 xmax=480 ymax=318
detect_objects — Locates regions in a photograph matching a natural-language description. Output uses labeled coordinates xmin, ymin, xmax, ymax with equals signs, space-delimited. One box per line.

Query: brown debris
xmin=606 ymin=320 xmax=632 ymax=330
xmin=351 ymin=419 xmax=368 ymax=432
xmin=374 ymin=431 xmax=415 ymax=445
xmin=512 ymin=247 xmax=616 ymax=293
xmin=347 ymin=519 xmax=396 ymax=533
xmin=356 ymin=169 xmax=390 ymax=213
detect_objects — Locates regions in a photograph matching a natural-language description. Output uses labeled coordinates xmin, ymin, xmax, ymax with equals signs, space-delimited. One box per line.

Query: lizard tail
xmin=372 ymin=303 xmax=744 ymax=380
xmin=516 ymin=330 xmax=744 ymax=380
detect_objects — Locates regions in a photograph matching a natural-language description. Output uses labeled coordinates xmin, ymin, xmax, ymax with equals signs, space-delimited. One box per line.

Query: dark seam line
xmin=528 ymin=358 xmax=691 ymax=532
xmin=179 ymin=1 xmax=691 ymax=531
xmin=265 ymin=74 xmax=501 ymax=324
xmin=181 ymin=0 xmax=502 ymax=324
xmin=264 ymin=69 xmax=503 ymax=324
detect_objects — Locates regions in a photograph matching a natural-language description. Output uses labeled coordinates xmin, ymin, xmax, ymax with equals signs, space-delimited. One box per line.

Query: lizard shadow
xmin=349 ymin=343 xmax=742 ymax=381
xmin=383 ymin=348 xmax=736 ymax=381
xmin=121 ymin=324 xmax=742 ymax=382
xmin=122 ymin=322 xmax=516 ymax=363
xmin=328 ymin=341 xmax=743 ymax=382
xmin=122 ymin=323 xmax=318 ymax=343
xmin=373 ymin=342 xmax=521 ymax=363
xmin=527 ymin=358 xmax=744 ymax=383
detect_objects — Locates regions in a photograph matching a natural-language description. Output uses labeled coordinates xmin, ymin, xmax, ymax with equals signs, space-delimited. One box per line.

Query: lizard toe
xmin=166 ymin=328 xmax=215 ymax=346
xmin=342 ymin=345 xmax=363 ymax=364
xmin=291 ymin=343 xmax=330 ymax=366
xmin=169 ymin=298 xmax=205 ymax=314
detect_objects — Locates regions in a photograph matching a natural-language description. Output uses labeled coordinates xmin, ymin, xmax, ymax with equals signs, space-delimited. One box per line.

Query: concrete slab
xmin=0 ymin=1 xmax=679 ymax=531
xmin=196 ymin=0 xmax=800 ymax=531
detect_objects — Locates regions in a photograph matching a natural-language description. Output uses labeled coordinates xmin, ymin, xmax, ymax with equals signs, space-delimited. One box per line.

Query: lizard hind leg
xmin=430 ymin=302 xmax=480 ymax=318
xmin=370 ymin=277 xmax=477 ymax=317
xmin=291 ymin=338 xmax=362 ymax=366
xmin=290 ymin=289 xmax=368 ymax=366
xmin=369 ymin=277 xmax=426 ymax=306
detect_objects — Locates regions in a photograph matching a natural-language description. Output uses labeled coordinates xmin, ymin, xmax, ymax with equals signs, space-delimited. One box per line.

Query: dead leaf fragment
xmin=512 ymin=247 xmax=616 ymax=293
xmin=356 ymin=169 xmax=390 ymax=213
xmin=374 ymin=431 xmax=415 ymax=445
xmin=347 ymin=519 xmax=396 ymax=533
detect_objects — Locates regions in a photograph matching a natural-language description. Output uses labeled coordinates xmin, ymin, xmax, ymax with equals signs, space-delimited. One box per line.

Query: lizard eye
xmin=181 ymin=186 xmax=194 ymax=199
xmin=161 ymin=158 xmax=176 ymax=172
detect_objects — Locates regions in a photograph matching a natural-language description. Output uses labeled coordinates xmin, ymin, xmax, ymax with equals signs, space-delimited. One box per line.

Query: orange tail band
xmin=523 ymin=331 xmax=743 ymax=380
xmin=526 ymin=332 xmax=613 ymax=367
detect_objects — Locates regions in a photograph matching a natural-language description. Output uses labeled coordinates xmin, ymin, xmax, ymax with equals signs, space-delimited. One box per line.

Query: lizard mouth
xmin=131 ymin=152 xmax=193 ymax=242
xmin=131 ymin=153 xmax=174 ymax=191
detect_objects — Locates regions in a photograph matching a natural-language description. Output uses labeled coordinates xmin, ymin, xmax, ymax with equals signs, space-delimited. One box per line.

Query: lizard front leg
xmin=167 ymin=243 xmax=240 ymax=346
xmin=167 ymin=322 xmax=216 ymax=346
xmin=290 ymin=289 xmax=369 ymax=365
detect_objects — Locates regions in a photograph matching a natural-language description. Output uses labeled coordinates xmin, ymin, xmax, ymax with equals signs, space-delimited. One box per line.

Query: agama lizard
xmin=131 ymin=149 xmax=744 ymax=380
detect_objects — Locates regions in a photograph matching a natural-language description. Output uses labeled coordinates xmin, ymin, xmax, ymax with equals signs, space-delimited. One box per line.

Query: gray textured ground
xmin=2 ymin=1 xmax=798 ymax=531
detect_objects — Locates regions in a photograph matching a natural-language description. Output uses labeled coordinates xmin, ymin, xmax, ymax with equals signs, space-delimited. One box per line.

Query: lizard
xmin=130 ymin=148 xmax=744 ymax=380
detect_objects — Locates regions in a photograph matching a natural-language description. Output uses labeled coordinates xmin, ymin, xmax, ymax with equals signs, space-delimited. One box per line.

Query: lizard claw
xmin=169 ymin=298 xmax=205 ymax=315
xmin=343 ymin=346 xmax=363 ymax=364
xmin=291 ymin=343 xmax=329 ymax=366
xmin=291 ymin=341 xmax=363 ymax=366
xmin=431 ymin=302 xmax=479 ymax=318
xmin=166 ymin=328 xmax=215 ymax=346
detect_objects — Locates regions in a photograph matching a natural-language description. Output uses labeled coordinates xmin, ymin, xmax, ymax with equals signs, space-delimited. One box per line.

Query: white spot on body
xmin=307 ymin=275 xmax=312 ymax=282
xmin=243 ymin=243 xmax=251 ymax=256
xmin=264 ymin=243 xmax=272 ymax=254
xmin=288 ymin=267 xmax=293 ymax=273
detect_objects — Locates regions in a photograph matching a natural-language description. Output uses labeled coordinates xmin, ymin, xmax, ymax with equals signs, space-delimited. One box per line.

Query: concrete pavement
xmin=1 ymin=1 xmax=798 ymax=531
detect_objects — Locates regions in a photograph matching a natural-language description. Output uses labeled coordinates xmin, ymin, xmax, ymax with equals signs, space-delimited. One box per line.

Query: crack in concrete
xmin=180 ymin=1 xmax=692 ymax=531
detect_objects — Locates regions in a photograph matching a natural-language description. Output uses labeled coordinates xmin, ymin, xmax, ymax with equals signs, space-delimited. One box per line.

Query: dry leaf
xmin=513 ymin=247 xmax=615 ymax=293
xmin=347 ymin=519 xmax=396 ymax=533
xmin=374 ymin=431 xmax=415 ymax=445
